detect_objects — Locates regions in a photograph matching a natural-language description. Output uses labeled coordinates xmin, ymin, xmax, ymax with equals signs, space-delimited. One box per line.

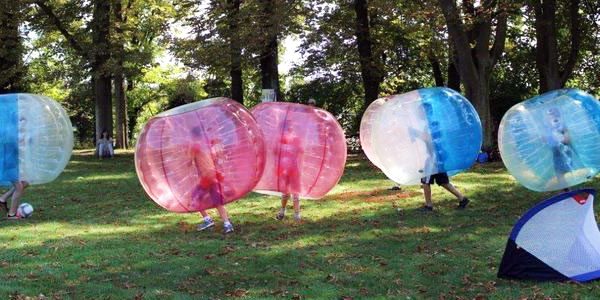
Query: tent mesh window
xmin=498 ymin=189 xmax=600 ymax=282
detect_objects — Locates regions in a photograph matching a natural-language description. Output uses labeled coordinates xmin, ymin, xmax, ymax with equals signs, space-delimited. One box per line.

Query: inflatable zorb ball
xmin=498 ymin=89 xmax=600 ymax=192
xmin=135 ymin=98 xmax=265 ymax=213
xmin=0 ymin=94 xmax=73 ymax=186
xmin=251 ymin=102 xmax=347 ymax=199
xmin=360 ymin=88 xmax=482 ymax=185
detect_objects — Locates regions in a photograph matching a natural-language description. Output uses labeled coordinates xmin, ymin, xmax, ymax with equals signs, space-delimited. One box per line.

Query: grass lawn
xmin=2 ymin=150 xmax=600 ymax=299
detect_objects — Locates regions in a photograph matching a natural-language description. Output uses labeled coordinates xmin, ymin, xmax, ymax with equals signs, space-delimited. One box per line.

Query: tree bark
xmin=428 ymin=50 xmax=445 ymax=87
xmin=113 ymin=0 xmax=128 ymax=149
xmin=447 ymin=45 xmax=461 ymax=91
xmin=0 ymin=2 xmax=24 ymax=93
xmin=259 ymin=0 xmax=281 ymax=101
xmin=228 ymin=0 xmax=243 ymax=104
xmin=531 ymin=0 xmax=581 ymax=92
xmin=437 ymin=0 xmax=508 ymax=148
xmin=35 ymin=0 xmax=114 ymax=143
xmin=353 ymin=0 xmax=383 ymax=109
xmin=92 ymin=0 xmax=113 ymax=141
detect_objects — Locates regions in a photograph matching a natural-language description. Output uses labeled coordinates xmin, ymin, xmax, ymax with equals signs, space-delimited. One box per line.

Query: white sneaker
xmin=223 ymin=223 xmax=234 ymax=234
xmin=197 ymin=219 xmax=215 ymax=231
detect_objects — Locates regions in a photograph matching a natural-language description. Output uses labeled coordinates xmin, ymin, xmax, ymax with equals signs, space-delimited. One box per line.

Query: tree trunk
xmin=447 ymin=46 xmax=461 ymax=91
xmin=92 ymin=0 xmax=112 ymax=141
xmin=532 ymin=0 xmax=581 ymax=92
xmin=353 ymin=0 xmax=383 ymax=108
xmin=428 ymin=50 xmax=444 ymax=87
xmin=0 ymin=2 xmax=24 ymax=93
xmin=464 ymin=77 xmax=493 ymax=150
xmin=259 ymin=0 xmax=280 ymax=101
xmin=113 ymin=0 xmax=128 ymax=149
xmin=113 ymin=75 xmax=128 ymax=149
xmin=228 ymin=0 xmax=243 ymax=104
xmin=437 ymin=0 xmax=507 ymax=148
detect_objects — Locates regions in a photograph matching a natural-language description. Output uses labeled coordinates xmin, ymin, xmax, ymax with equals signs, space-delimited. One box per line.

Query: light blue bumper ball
xmin=498 ymin=89 xmax=600 ymax=192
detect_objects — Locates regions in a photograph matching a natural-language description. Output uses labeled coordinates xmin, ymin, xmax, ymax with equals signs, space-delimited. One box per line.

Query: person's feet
xmin=417 ymin=205 xmax=433 ymax=212
xmin=197 ymin=219 xmax=215 ymax=231
xmin=7 ymin=213 xmax=22 ymax=220
xmin=457 ymin=197 xmax=470 ymax=209
xmin=223 ymin=223 xmax=234 ymax=234
xmin=293 ymin=213 xmax=301 ymax=221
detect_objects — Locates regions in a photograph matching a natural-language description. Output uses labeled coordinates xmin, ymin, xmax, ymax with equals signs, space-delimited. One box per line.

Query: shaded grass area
xmin=2 ymin=150 xmax=600 ymax=299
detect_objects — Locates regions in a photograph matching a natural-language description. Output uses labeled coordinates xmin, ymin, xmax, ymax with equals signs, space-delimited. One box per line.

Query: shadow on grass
xmin=2 ymin=152 xmax=600 ymax=299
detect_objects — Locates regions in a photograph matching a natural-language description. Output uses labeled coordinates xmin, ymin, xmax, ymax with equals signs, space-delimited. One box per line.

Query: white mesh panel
xmin=515 ymin=192 xmax=600 ymax=278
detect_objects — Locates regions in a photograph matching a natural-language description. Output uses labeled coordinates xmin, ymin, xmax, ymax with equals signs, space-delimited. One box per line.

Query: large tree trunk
xmin=92 ymin=0 xmax=112 ymax=141
xmin=463 ymin=77 xmax=493 ymax=150
xmin=0 ymin=2 xmax=24 ymax=93
xmin=259 ymin=0 xmax=280 ymax=101
xmin=532 ymin=0 xmax=581 ymax=92
xmin=353 ymin=0 xmax=383 ymax=108
xmin=228 ymin=0 xmax=243 ymax=103
xmin=113 ymin=75 xmax=128 ymax=149
xmin=113 ymin=0 xmax=128 ymax=149
xmin=447 ymin=46 xmax=461 ymax=91
xmin=437 ymin=0 xmax=507 ymax=148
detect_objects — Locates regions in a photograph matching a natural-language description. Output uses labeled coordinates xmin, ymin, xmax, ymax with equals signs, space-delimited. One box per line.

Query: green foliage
xmin=286 ymin=75 xmax=363 ymax=133
xmin=11 ymin=0 xmax=600 ymax=145
xmin=127 ymin=66 xmax=208 ymax=142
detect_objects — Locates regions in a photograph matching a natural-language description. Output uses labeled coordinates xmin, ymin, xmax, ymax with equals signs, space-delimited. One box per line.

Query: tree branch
xmin=437 ymin=0 xmax=479 ymax=83
xmin=34 ymin=0 xmax=86 ymax=56
xmin=560 ymin=0 xmax=582 ymax=85
xmin=490 ymin=6 xmax=508 ymax=67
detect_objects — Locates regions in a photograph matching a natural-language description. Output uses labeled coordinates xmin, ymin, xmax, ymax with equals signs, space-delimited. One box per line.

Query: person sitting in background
xmin=96 ymin=130 xmax=114 ymax=158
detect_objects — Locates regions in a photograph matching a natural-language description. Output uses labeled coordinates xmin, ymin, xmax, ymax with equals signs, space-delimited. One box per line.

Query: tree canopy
xmin=1 ymin=0 xmax=599 ymax=148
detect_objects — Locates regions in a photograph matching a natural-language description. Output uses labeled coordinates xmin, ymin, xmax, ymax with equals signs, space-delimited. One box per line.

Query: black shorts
xmin=421 ymin=172 xmax=449 ymax=185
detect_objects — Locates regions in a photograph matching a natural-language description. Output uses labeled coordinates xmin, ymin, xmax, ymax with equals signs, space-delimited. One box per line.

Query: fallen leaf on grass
xmin=26 ymin=273 xmax=39 ymax=281
xmin=9 ymin=292 xmax=48 ymax=300
xmin=124 ymin=282 xmax=136 ymax=289
xmin=204 ymin=268 xmax=215 ymax=276
xmin=484 ymin=281 xmax=496 ymax=292
xmin=219 ymin=245 xmax=235 ymax=256
xmin=224 ymin=289 xmax=248 ymax=297
xmin=270 ymin=289 xmax=288 ymax=297
xmin=177 ymin=221 xmax=194 ymax=233
xmin=325 ymin=274 xmax=337 ymax=283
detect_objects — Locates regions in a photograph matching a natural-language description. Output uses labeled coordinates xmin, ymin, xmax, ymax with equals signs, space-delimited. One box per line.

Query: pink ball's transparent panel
xmin=135 ymin=98 xmax=265 ymax=212
xmin=251 ymin=103 xmax=347 ymax=199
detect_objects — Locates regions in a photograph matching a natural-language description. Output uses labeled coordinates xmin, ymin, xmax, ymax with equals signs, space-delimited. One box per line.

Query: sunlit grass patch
xmin=2 ymin=151 xmax=600 ymax=298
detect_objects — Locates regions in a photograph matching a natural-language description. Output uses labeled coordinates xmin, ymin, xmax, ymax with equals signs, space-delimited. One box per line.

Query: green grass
xmin=2 ymin=150 xmax=600 ymax=299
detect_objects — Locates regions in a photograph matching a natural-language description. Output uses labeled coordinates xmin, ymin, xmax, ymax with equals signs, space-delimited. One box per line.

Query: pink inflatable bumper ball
xmin=135 ymin=98 xmax=265 ymax=212
xmin=251 ymin=102 xmax=347 ymax=199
